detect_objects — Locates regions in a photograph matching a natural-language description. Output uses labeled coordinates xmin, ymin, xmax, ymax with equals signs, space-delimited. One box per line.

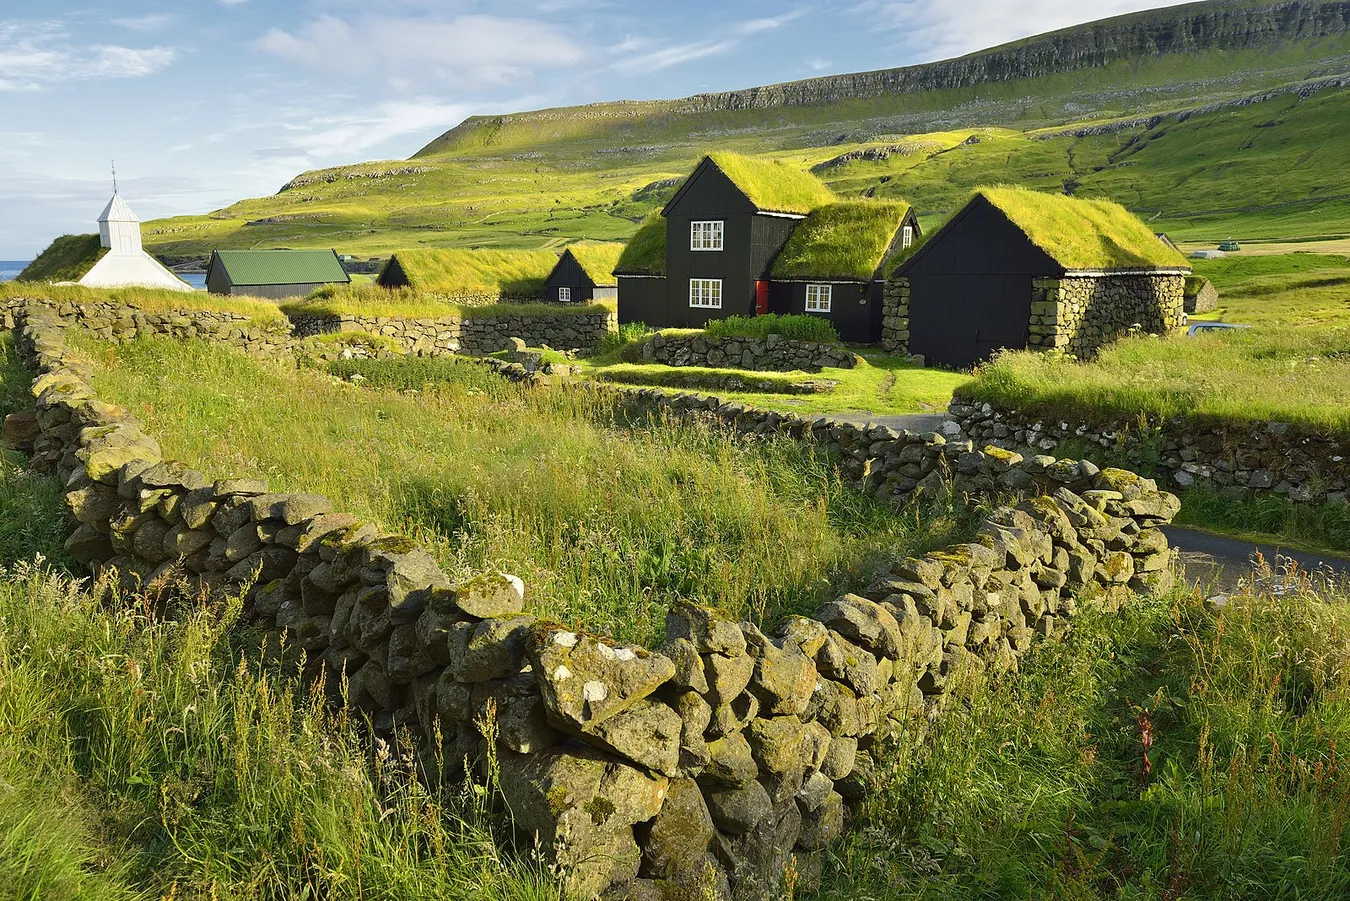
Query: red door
xmin=754 ymin=280 xmax=769 ymax=315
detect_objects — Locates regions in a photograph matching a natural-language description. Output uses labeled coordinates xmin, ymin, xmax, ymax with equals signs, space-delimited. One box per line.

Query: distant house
xmin=767 ymin=201 xmax=920 ymax=343
xmin=889 ymin=187 xmax=1191 ymax=367
xmin=376 ymin=248 xmax=556 ymax=302
xmin=543 ymin=242 xmax=623 ymax=303
xmin=19 ymin=192 xmax=192 ymax=291
xmin=206 ymin=249 xmax=350 ymax=299
xmin=616 ymin=153 xmax=914 ymax=341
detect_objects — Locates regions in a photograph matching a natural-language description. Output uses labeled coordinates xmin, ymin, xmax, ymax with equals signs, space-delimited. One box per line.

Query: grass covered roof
xmin=563 ymin=241 xmax=624 ymax=285
xmin=980 ymin=186 xmax=1190 ymax=272
xmin=699 ymin=153 xmax=836 ymax=216
xmin=380 ymin=248 xmax=558 ymax=296
xmin=19 ymin=234 xmax=107 ymax=282
xmin=770 ymin=201 xmax=912 ymax=280
xmin=614 ymin=215 xmax=667 ymax=276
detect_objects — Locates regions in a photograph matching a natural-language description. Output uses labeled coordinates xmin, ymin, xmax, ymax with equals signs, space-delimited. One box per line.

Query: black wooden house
xmin=615 ymin=153 xmax=916 ymax=342
xmin=542 ymin=242 xmax=622 ymax=303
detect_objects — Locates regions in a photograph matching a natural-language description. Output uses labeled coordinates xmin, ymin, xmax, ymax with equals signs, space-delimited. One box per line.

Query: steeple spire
xmin=112 ymin=160 xmax=118 ymax=194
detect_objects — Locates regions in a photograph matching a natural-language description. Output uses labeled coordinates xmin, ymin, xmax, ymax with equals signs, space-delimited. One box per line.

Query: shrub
xmin=702 ymin=313 xmax=840 ymax=343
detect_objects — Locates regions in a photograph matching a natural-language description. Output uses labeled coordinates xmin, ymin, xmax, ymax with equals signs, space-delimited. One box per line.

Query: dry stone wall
xmin=952 ymin=397 xmax=1350 ymax=506
xmin=287 ymin=309 xmax=615 ymax=356
xmin=1 ymin=296 xmax=294 ymax=356
xmin=641 ymin=333 xmax=857 ymax=372
xmin=14 ymin=304 xmax=1179 ymax=900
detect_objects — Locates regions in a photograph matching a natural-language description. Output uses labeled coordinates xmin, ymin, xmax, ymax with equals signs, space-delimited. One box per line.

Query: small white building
xmin=79 ymin=192 xmax=193 ymax=292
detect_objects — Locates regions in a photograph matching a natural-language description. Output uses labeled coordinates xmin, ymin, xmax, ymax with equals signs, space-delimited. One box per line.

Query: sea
xmin=0 ymin=262 xmax=208 ymax=289
xmin=0 ymin=261 xmax=30 ymax=282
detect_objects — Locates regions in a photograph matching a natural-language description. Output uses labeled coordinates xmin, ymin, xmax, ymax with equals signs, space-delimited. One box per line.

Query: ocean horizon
xmin=0 ymin=261 xmax=31 ymax=282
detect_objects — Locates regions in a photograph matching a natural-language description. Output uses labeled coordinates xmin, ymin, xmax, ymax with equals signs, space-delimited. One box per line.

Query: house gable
xmin=662 ymin=158 xmax=758 ymax=220
xmin=895 ymin=195 xmax=1063 ymax=277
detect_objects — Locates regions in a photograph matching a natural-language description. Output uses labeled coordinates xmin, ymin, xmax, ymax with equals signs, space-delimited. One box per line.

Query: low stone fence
xmin=287 ymin=309 xmax=616 ymax=356
xmin=951 ymin=397 xmax=1350 ymax=506
xmin=14 ymin=304 xmax=1178 ymax=900
xmin=1 ymin=296 xmax=293 ymax=356
xmin=641 ymin=333 xmax=857 ymax=372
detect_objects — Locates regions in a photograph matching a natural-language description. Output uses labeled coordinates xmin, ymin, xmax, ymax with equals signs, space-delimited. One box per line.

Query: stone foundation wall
xmin=287 ymin=310 xmax=616 ymax=356
xmin=1 ymin=296 xmax=294 ymax=356
xmin=1029 ymin=274 xmax=1186 ymax=358
xmin=1185 ymin=278 xmax=1219 ymax=315
xmin=951 ymin=397 xmax=1350 ymax=506
xmin=14 ymin=304 xmax=1179 ymax=901
xmin=641 ymin=333 xmax=857 ymax=372
xmin=881 ymin=274 xmax=1186 ymax=360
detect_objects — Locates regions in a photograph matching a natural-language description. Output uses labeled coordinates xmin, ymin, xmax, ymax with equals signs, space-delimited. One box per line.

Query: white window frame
xmin=805 ymin=284 xmax=832 ymax=313
xmin=690 ymin=220 xmax=724 ymax=251
xmin=558 ymin=286 xmax=571 ymax=302
xmin=902 ymin=225 xmax=914 ymax=249
xmin=689 ymin=278 xmax=723 ymax=309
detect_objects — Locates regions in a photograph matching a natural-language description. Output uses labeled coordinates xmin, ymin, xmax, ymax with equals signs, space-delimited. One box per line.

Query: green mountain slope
xmin=143 ymin=0 xmax=1350 ymax=260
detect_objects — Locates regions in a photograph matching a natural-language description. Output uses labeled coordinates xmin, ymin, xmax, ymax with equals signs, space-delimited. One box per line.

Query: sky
xmin=0 ymin=0 xmax=1172 ymax=259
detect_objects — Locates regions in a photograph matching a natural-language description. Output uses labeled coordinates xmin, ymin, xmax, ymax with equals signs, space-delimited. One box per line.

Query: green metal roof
xmin=212 ymin=250 xmax=350 ymax=286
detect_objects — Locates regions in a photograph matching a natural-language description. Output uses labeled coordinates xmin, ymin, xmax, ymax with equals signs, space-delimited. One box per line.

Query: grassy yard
xmin=581 ymin=350 xmax=970 ymax=419
xmin=74 ymin=336 xmax=964 ymax=645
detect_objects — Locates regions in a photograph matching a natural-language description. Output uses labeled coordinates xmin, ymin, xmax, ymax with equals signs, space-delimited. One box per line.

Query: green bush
xmin=702 ymin=314 xmax=840 ymax=343
xmin=595 ymin=321 xmax=655 ymax=363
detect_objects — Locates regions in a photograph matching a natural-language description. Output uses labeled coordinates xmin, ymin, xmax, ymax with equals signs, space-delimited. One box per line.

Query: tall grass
xmin=280 ymin=283 xmax=615 ymax=321
xmin=76 ymin=336 xmax=961 ymax=643
xmin=0 ymin=282 xmax=286 ymax=324
xmin=701 ymin=313 xmax=841 ymax=343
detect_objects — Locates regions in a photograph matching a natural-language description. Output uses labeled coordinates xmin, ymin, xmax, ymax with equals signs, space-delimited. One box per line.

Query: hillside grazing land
xmin=138 ymin=0 xmax=1350 ymax=262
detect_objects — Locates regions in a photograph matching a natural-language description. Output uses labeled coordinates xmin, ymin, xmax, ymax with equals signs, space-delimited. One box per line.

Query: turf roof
xmin=613 ymin=215 xmax=667 ymax=276
xmin=213 ymin=250 xmax=350 ymax=286
xmin=380 ymin=248 xmax=558 ymax=296
xmin=770 ymin=201 xmax=913 ymax=281
xmin=689 ymin=153 xmax=836 ymax=216
xmin=19 ymin=234 xmax=108 ymax=282
xmin=562 ymin=241 xmax=624 ymax=285
xmin=979 ymin=186 xmax=1191 ymax=271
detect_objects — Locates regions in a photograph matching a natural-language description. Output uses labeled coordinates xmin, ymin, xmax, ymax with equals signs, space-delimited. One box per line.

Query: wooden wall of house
xmin=617 ymin=276 xmax=667 ymax=326
xmin=544 ymin=252 xmax=602 ymax=303
xmin=768 ymin=280 xmax=882 ymax=343
xmin=227 ymin=282 xmax=329 ymax=300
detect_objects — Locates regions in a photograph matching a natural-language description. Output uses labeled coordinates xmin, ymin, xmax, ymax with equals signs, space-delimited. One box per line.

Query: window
xmin=558 ymin=286 xmax=571 ymax=302
xmin=805 ymin=284 xmax=832 ymax=313
xmin=902 ymin=225 xmax=914 ymax=249
xmin=690 ymin=220 xmax=724 ymax=251
xmin=689 ymin=278 xmax=723 ymax=309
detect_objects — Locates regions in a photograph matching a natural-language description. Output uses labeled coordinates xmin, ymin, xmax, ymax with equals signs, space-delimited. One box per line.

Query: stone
xmin=702 ymin=649 xmax=755 ymax=706
xmin=745 ymin=717 xmax=806 ymax=778
xmin=817 ymin=630 xmax=880 ymax=697
xmin=452 ymin=570 xmax=524 ymax=619
xmin=470 ymin=675 xmax=562 ymax=754
xmin=704 ymin=780 xmax=773 ymax=835
xmin=636 ymin=777 xmax=715 ymax=883
xmin=702 ymin=732 xmax=759 ymax=786
xmin=2 ymin=411 xmax=38 ymax=451
xmin=453 ymin=615 xmax=534 ymax=683
xmin=796 ymin=790 xmax=844 ymax=851
xmin=662 ymin=637 xmax=709 ymax=694
xmin=749 ymin=640 xmax=816 ymax=717
xmin=820 ymin=734 xmax=857 ymax=780
xmin=666 ymin=600 xmax=747 ymax=656
xmin=531 ymin=625 xmax=675 ymax=728
xmin=579 ymin=699 xmax=683 ymax=777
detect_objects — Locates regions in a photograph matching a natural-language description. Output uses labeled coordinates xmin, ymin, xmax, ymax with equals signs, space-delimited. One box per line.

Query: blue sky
xmin=0 ymin=0 xmax=1167 ymax=258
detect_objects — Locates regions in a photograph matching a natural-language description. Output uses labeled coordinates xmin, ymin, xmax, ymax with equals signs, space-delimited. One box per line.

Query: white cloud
xmin=271 ymin=98 xmax=478 ymax=160
xmin=732 ymin=10 xmax=809 ymax=36
xmin=612 ymin=11 xmax=810 ymax=75
xmin=0 ymin=22 xmax=176 ymax=91
xmin=805 ymin=57 xmax=833 ymax=72
xmin=852 ymin=0 xmax=1165 ymax=61
xmin=258 ymin=14 xmax=583 ymax=86
xmin=112 ymin=14 xmax=174 ymax=32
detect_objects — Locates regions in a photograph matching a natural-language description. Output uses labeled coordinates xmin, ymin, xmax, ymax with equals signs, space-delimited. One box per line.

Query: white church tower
xmin=80 ymin=175 xmax=193 ymax=292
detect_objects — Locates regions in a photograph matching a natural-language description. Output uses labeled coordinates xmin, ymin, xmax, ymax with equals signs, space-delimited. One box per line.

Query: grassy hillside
xmin=141 ymin=1 xmax=1350 ymax=260
xmin=18 ymin=234 xmax=106 ymax=282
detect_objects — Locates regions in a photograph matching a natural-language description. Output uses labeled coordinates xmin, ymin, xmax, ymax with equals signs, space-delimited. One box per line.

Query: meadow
xmin=73 ymin=334 xmax=966 ymax=645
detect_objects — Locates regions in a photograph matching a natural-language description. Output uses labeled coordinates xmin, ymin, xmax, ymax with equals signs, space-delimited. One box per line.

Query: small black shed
xmin=206 ymin=249 xmax=350 ymax=299
xmin=890 ymin=187 xmax=1190 ymax=367
xmin=543 ymin=242 xmax=623 ymax=303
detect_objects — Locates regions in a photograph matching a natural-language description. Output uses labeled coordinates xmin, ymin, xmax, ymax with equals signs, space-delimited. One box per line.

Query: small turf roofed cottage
xmin=887 ymin=186 xmax=1190 ymax=368
xmin=543 ymin=242 xmax=624 ymax=303
xmin=377 ymin=248 xmax=557 ymax=303
xmin=206 ymin=249 xmax=350 ymax=299
xmin=768 ymin=200 xmax=919 ymax=343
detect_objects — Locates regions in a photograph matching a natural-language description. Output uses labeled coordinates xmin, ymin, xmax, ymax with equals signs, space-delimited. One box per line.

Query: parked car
xmin=1218 ymin=238 xmax=1241 ymax=252
xmin=1187 ymin=321 xmax=1250 ymax=336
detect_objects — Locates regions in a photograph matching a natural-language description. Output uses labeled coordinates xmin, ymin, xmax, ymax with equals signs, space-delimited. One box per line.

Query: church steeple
xmin=98 ymin=190 xmax=142 ymax=255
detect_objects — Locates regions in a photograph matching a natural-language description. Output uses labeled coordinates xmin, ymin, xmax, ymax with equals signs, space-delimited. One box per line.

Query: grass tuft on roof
xmin=979 ymin=186 xmax=1191 ymax=271
xmin=563 ymin=241 xmax=624 ymax=285
xmin=704 ymin=152 xmax=836 ymax=215
xmin=380 ymin=248 xmax=557 ymax=297
xmin=770 ymin=201 xmax=912 ymax=280
xmin=614 ymin=215 xmax=667 ymax=276
xmin=19 ymin=235 xmax=108 ymax=283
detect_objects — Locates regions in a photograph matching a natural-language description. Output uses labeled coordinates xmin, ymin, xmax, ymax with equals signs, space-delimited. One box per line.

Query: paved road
xmin=1164 ymin=526 xmax=1350 ymax=591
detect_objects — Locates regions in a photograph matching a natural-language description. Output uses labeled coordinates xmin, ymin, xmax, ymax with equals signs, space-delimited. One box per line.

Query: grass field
xmin=74 ymin=335 xmax=966 ymax=645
